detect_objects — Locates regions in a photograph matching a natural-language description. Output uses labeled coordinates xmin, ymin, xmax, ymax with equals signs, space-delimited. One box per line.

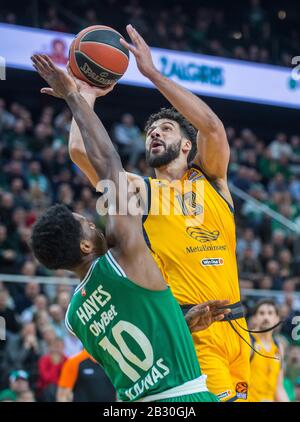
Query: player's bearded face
xmin=146 ymin=137 xmax=182 ymax=168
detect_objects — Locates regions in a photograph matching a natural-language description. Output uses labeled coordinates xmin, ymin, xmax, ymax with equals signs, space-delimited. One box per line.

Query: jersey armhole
xmin=191 ymin=163 xmax=234 ymax=214
xmin=250 ymin=334 xmax=255 ymax=361
xmin=142 ymin=176 xmax=151 ymax=223
xmin=65 ymin=305 xmax=76 ymax=336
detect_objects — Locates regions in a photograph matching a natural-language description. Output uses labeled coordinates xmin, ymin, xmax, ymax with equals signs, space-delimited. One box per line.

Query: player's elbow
xmin=69 ymin=144 xmax=84 ymax=165
xmin=206 ymin=115 xmax=225 ymax=136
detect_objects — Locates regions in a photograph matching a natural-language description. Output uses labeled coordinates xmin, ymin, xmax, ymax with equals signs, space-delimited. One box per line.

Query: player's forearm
xmin=148 ymin=70 xmax=223 ymax=134
xmin=66 ymin=92 xmax=122 ymax=180
xmin=68 ymin=93 xmax=100 ymax=186
xmin=69 ymin=92 xmax=95 ymax=155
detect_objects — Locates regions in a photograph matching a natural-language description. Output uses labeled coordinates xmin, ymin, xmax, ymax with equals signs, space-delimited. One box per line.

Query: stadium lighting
xmin=278 ymin=10 xmax=287 ymax=20
xmin=233 ymin=31 xmax=242 ymax=40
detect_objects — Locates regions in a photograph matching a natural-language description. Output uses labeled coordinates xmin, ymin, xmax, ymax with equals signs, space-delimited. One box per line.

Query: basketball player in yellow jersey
xmin=248 ymin=300 xmax=289 ymax=402
xmin=47 ymin=25 xmax=251 ymax=401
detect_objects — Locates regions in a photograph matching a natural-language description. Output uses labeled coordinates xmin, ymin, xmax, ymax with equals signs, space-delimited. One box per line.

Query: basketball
xmin=69 ymin=25 xmax=129 ymax=88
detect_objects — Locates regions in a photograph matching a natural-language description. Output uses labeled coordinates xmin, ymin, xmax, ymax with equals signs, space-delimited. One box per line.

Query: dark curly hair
xmin=30 ymin=204 xmax=82 ymax=270
xmin=145 ymin=107 xmax=197 ymax=163
xmin=252 ymin=299 xmax=279 ymax=316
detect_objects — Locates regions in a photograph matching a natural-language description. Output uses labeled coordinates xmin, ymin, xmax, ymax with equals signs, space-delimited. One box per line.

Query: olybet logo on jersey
xmin=201 ymin=258 xmax=224 ymax=267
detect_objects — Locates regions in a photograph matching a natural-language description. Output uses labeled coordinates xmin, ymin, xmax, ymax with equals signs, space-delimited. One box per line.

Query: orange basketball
xmin=69 ymin=25 xmax=129 ymax=87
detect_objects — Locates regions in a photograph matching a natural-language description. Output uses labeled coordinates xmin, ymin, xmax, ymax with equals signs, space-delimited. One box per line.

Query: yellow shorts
xmin=192 ymin=317 xmax=251 ymax=402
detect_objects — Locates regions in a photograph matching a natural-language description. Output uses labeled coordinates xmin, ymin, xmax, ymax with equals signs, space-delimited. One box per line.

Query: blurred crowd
xmin=1 ymin=0 xmax=299 ymax=67
xmin=0 ymin=95 xmax=300 ymax=400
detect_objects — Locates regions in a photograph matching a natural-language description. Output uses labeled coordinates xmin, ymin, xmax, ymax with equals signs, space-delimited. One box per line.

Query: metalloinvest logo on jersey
xmin=185 ymin=227 xmax=227 ymax=254
xmin=186 ymin=227 xmax=220 ymax=242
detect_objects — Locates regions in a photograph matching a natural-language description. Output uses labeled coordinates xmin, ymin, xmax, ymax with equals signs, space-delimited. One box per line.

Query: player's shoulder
xmin=126 ymin=171 xmax=147 ymax=202
xmin=126 ymin=171 xmax=144 ymax=184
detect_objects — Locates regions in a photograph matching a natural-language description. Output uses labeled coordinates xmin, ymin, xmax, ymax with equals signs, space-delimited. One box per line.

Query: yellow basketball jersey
xmin=143 ymin=165 xmax=240 ymax=304
xmin=249 ymin=334 xmax=281 ymax=402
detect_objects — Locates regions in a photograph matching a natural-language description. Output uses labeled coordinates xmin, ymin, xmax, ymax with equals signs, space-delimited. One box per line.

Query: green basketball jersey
xmin=65 ymin=250 xmax=202 ymax=402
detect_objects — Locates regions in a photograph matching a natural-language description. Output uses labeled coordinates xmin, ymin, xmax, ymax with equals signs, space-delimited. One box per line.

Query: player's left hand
xmin=120 ymin=24 xmax=158 ymax=79
xmin=31 ymin=54 xmax=78 ymax=99
xmin=66 ymin=63 xmax=117 ymax=99
xmin=185 ymin=300 xmax=231 ymax=333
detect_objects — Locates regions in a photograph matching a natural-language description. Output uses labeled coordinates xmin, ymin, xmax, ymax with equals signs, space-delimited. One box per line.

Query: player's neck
xmin=74 ymin=255 xmax=97 ymax=281
xmin=257 ymin=332 xmax=273 ymax=344
xmin=154 ymin=158 xmax=189 ymax=182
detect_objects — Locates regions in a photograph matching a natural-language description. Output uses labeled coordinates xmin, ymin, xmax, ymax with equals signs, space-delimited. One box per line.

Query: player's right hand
xmin=31 ymin=54 xmax=78 ymax=99
xmin=185 ymin=300 xmax=231 ymax=333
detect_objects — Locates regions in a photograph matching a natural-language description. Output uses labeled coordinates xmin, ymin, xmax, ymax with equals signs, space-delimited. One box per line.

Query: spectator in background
xmin=238 ymin=247 xmax=263 ymax=282
xmin=20 ymin=294 xmax=48 ymax=324
xmin=290 ymin=175 xmax=300 ymax=202
xmin=49 ymin=304 xmax=66 ymax=338
xmin=0 ymin=370 xmax=30 ymax=402
xmin=112 ymin=113 xmax=145 ymax=167
xmin=268 ymin=173 xmax=288 ymax=195
xmin=43 ymin=7 xmax=68 ymax=33
xmin=241 ymin=185 xmax=266 ymax=233
xmin=15 ymin=281 xmax=40 ymax=314
xmin=0 ymin=287 xmax=20 ymax=334
xmin=0 ymin=193 xmax=16 ymax=231
xmin=285 ymin=346 xmax=300 ymax=383
xmin=16 ymin=389 xmax=36 ymax=402
xmin=4 ymin=322 xmax=41 ymax=379
xmin=237 ymin=227 xmax=261 ymax=258
xmin=0 ymin=224 xmax=19 ymax=273
xmin=258 ymin=275 xmax=273 ymax=290
xmin=269 ymin=133 xmax=293 ymax=161
xmin=290 ymin=136 xmax=300 ymax=164
xmin=27 ymin=161 xmax=50 ymax=195
xmin=271 ymin=230 xmax=287 ymax=256
xmin=0 ymin=98 xmax=15 ymax=132
xmin=278 ymin=249 xmax=294 ymax=278
xmin=37 ymin=337 xmax=66 ymax=402
xmin=266 ymin=260 xmax=283 ymax=290
xmin=39 ymin=325 xmax=57 ymax=356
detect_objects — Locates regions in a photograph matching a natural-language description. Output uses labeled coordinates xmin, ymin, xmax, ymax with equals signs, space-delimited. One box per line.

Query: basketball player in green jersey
xmin=30 ymin=54 xmax=229 ymax=402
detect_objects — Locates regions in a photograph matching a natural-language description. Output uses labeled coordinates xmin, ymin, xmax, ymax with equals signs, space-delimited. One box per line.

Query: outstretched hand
xmin=37 ymin=61 xmax=117 ymax=99
xmin=120 ymin=24 xmax=158 ymax=79
xmin=31 ymin=54 xmax=78 ymax=99
xmin=185 ymin=300 xmax=231 ymax=333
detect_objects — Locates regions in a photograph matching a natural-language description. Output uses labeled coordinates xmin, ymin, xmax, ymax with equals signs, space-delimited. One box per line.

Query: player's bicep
xmin=194 ymin=128 xmax=230 ymax=180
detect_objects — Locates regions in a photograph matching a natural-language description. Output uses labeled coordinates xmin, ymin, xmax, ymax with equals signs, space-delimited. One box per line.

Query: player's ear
xmin=182 ymin=138 xmax=192 ymax=154
xmin=80 ymin=239 xmax=93 ymax=254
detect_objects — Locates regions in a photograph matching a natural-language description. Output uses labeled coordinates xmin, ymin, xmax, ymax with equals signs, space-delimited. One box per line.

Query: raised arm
xmin=121 ymin=25 xmax=230 ymax=181
xmin=68 ymin=91 xmax=105 ymax=187
xmin=41 ymin=69 xmax=115 ymax=188
xmin=31 ymin=54 xmax=145 ymax=253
